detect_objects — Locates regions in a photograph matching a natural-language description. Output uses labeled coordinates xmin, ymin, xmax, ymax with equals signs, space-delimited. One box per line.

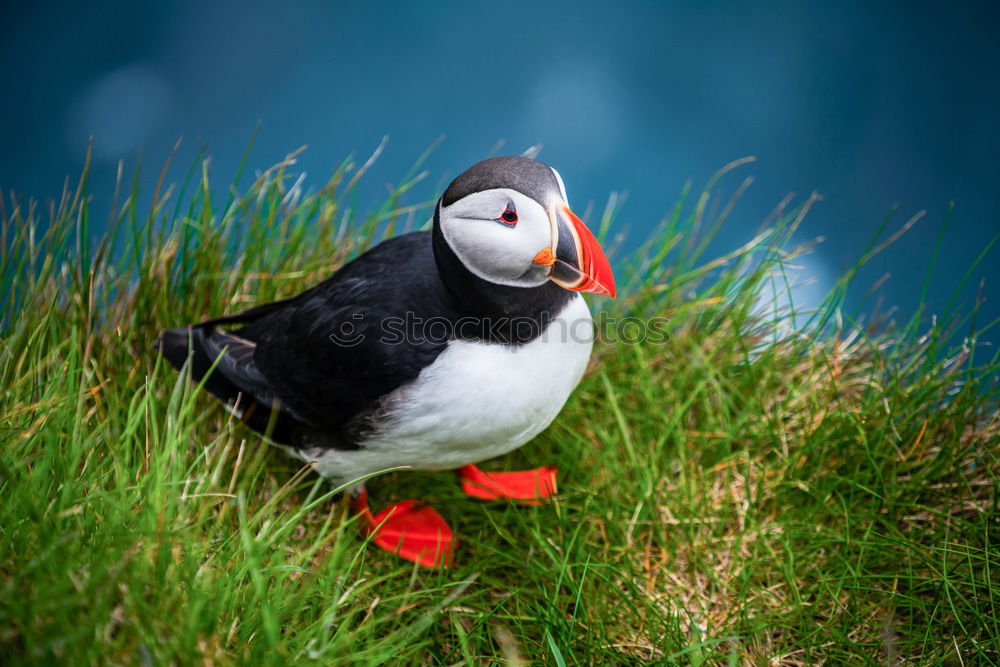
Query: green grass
xmin=1 ymin=146 xmax=998 ymax=665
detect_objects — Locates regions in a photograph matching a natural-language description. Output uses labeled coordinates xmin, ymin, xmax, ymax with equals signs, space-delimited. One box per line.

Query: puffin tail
xmin=156 ymin=327 xmax=198 ymax=371
xmin=154 ymin=325 xmax=295 ymax=443
xmin=156 ymin=327 xmax=230 ymax=396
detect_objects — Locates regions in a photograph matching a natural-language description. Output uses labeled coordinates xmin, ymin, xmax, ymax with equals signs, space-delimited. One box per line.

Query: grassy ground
xmin=1 ymin=146 xmax=997 ymax=665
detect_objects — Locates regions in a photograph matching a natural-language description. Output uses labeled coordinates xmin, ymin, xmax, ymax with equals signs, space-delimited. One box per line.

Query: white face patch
xmin=439 ymin=188 xmax=555 ymax=288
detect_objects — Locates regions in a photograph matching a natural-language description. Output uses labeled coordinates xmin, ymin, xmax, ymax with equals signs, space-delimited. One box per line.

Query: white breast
xmin=301 ymin=296 xmax=593 ymax=484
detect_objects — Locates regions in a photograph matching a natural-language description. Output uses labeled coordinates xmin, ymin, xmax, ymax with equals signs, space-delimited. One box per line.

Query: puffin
xmin=157 ymin=156 xmax=615 ymax=566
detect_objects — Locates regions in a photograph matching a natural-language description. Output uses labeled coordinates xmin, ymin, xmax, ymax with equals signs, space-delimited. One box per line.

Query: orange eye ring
xmin=497 ymin=204 xmax=518 ymax=226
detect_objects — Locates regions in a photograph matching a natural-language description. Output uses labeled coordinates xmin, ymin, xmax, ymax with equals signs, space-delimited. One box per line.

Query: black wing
xmin=157 ymin=231 xmax=449 ymax=446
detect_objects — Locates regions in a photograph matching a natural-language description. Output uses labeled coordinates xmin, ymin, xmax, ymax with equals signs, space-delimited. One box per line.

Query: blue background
xmin=3 ymin=1 xmax=998 ymax=335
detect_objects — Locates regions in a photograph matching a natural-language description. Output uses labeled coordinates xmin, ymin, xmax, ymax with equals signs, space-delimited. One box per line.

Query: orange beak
xmin=538 ymin=206 xmax=616 ymax=299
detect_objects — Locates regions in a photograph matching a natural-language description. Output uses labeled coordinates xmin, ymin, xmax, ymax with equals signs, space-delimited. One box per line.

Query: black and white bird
xmin=157 ymin=156 xmax=615 ymax=566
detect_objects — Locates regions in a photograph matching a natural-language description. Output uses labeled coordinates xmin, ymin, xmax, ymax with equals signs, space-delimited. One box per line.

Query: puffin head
xmin=436 ymin=156 xmax=615 ymax=298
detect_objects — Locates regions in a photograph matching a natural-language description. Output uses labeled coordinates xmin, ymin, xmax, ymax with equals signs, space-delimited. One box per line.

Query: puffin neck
xmin=431 ymin=206 xmax=575 ymax=323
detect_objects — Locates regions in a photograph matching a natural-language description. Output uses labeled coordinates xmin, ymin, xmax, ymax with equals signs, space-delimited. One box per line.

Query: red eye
xmin=497 ymin=204 xmax=518 ymax=226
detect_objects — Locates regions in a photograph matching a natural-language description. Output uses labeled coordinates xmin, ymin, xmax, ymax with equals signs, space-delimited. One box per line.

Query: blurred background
xmin=2 ymin=1 xmax=998 ymax=333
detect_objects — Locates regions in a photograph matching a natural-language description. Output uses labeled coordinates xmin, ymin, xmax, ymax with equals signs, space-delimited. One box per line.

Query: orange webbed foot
xmin=457 ymin=464 xmax=558 ymax=505
xmin=352 ymin=488 xmax=454 ymax=567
